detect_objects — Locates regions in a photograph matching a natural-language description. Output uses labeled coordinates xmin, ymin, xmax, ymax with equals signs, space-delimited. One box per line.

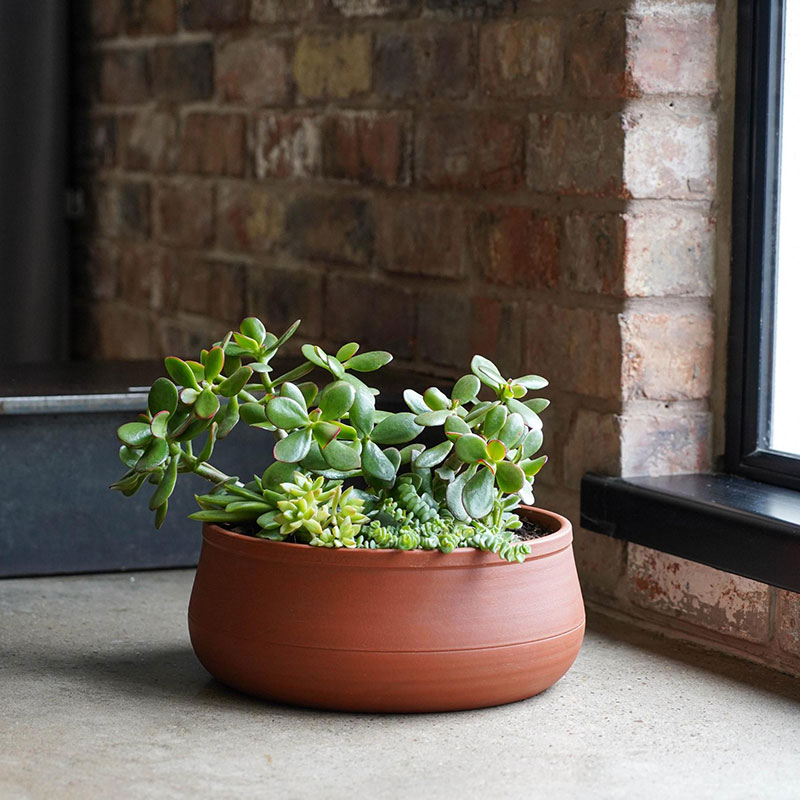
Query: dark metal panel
xmin=581 ymin=473 xmax=800 ymax=593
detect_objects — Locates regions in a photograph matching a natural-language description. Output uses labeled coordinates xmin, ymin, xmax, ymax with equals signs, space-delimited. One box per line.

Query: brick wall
xmin=73 ymin=0 xmax=800 ymax=676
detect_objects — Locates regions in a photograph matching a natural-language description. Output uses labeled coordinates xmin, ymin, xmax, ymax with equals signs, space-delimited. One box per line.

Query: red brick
xmin=562 ymin=212 xmax=625 ymax=295
xmin=374 ymin=27 xmax=472 ymax=101
xmin=155 ymin=180 xmax=214 ymax=246
xmin=619 ymin=411 xmax=711 ymax=475
xmin=623 ymin=106 xmax=716 ymax=199
xmin=325 ymin=0 xmax=415 ymax=16
xmin=776 ymin=591 xmax=800 ymax=658
xmin=417 ymin=113 xmax=524 ymax=191
xmin=480 ymin=19 xmax=563 ymax=98
xmin=118 ymin=244 xmax=175 ymax=310
xmin=97 ymin=49 xmax=149 ymax=103
xmin=621 ymin=309 xmax=713 ymax=401
xmin=325 ymin=276 xmax=414 ymax=359
xmin=247 ymin=266 xmax=324 ymax=339
xmin=149 ymin=43 xmax=213 ymax=102
xmin=528 ymin=112 xmax=624 ymax=196
xmin=89 ymin=0 xmax=124 ymax=38
xmin=178 ymin=113 xmax=245 ymax=176
xmin=562 ymin=410 xmax=620 ymax=490
xmin=627 ymin=9 xmax=717 ymax=95
xmin=565 ymin=11 xmax=627 ymax=98
xmin=375 ymin=199 xmax=465 ymax=279
xmin=119 ymin=110 xmax=177 ymax=172
xmin=292 ymin=32 xmax=371 ymax=100
xmin=470 ymin=207 xmax=559 ymax=290
xmin=627 ymin=545 xmax=770 ymax=644
xmin=81 ymin=302 xmax=155 ymax=359
xmin=168 ymin=257 xmax=247 ymax=323
xmin=425 ymin=0 xmax=514 ymax=16
xmin=216 ymin=36 xmax=289 ymax=105
xmin=525 ymin=303 xmax=621 ymax=400
xmin=250 ymin=0 xmax=316 ymax=22
xmin=286 ymin=194 xmax=374 ymax=266
xmin=92 ymin=181 xmax=151 ymax=240
xmin=180 ymin=0 xmax=248 ymax=29
xmin=254 ymin=112 xmax=321 ymax=179
xmin=321 ymin=111 xmax=410 ymax=186
xmin=124 ymin=0 xmax=177 ymax=34
xmin=217 ymin=183 xmax=285 ymax=253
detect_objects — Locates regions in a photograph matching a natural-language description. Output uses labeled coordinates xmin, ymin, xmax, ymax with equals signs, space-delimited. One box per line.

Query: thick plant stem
xmin=174 ymin=445 xmax=236 ymax=486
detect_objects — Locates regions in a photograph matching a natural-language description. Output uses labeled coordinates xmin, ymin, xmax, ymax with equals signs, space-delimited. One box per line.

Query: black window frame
xmin=727 ymin=0 xmax=800 ymax=490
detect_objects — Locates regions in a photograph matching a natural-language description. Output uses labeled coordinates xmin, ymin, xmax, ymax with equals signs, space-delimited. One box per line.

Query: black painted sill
xmin=580 ymin=473 xmax=800 ymax=593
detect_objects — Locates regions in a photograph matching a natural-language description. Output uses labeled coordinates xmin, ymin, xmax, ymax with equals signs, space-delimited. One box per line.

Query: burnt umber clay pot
xmin=188 ymin=506 xmax=585 ymax=712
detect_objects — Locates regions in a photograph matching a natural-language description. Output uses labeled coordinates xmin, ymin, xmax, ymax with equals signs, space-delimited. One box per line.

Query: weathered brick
xmin=80 ymin=302 xmax=154 ymax=359
xmin=325 ymin=0 xmax=414 ymax=16
xmin=251 ymin=0 xmax=316 ymax=22
xmin=627 ymin=9 xmax=717 ymax=95
xmin=417 ymin=293 xmax=521 ymax=373
xmin=118 ymin=244 xmax=175 ymax=309
xmin=216 ymin=36 xmax=289 ymax=105
xmin=562 ymin=410 xmax=620 ymax=490
xmin=627 ymin=545 xmax=771 ymax=644
xmin=619 ymin=411 xmax=711 ymax=475
xmin=525 ymin=303 xmax=621 ymax=400
xmin=180 ymin=0 xmax=248 ymax=29
xmin=624 ymin=206 xmax=714 ymax=296
xmin=417 ymin=113 xmax=523 ymax=190
xmin=321 ymin=111 xmax=410 ymax=186
xmin=247 ymin=266 xmax=324 ymax=339
xmin=286 ymin=194 xmax=374 ymax=266
xmin=325 ymin=276 xmax=414 ymax=358
xmin=155 ymin=180 xmax=214 ymax=246
xmin=93 ymin=181 xmax=151 ymax=240
xmin=480 ymin=19 xmax=563 ymax=98
xmin=573 ymin=526 xmax=627 ymax=601
xmin=528 ymin=112 xmax=624 ymax=196
xmin=124 ymin=0 xmax=177 ymax=34
xmin=375 ymin=199 xmax=465 ymax=279
xmin=89 ymin=0 xmax=124 ymax=38
xmin=375 ymin=27 xmax=472 ymax=101
xmin=217 ymin=183 xmax=285 ymax=252
xmin=776 ymin=591 xmax=800 ymax=658
xmin=621 ymin=309 xmax=713 ymax=401
xmin=254 ymin=112 xmax=322 ymax=179
xmin=167 ymin=257 xmax=247 ymax=323
xmin=75 ymin=114 xmax=117 ymax=170
xmin=73 ymin=241 xmax=119 ymax=301
xmin=97 ymin=49 xmax=149 ymax=103
xmin=178 ymin=113 xmax=245 ymax=176
xmin=119 ymin=110 xmax=177 ymax=172
xmin=150 ymin=43 xmax=213 ymax=102
xmin=470 ymin=207 xmax=559 ymax=290
xmin=623 ymin=106 xmax=716 ymax=199
xmin=293 ymin=32 xmax=372 ymax=100
xmin=562 ymin=212 xmax=625 ymax=295
xmin=565 ymin=11 xmax=626 ymax=98
xmin=425 ymin=0 xmax=512 ymax=17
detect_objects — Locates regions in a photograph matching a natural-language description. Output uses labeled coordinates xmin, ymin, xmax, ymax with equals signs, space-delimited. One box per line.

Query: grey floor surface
xmin=1 ymin=570 xmax=799 ymax=800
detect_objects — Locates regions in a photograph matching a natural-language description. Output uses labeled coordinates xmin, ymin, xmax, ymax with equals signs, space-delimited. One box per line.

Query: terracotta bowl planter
xmin=188 ymin=506 xmax=585 ymax=712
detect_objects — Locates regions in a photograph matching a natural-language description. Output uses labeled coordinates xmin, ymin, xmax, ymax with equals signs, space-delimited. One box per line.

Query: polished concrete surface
xmin=2 ymin=570 xmax=799 ymax=799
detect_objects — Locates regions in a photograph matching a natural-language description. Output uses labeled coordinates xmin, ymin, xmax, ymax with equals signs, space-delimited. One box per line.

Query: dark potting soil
xmin=515 ymin=519 xmax=555 ymax=541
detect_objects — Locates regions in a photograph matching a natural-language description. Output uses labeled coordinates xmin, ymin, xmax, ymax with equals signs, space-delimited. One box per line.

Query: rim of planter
xmin=200 ymin=505 xmax=572 ymax=568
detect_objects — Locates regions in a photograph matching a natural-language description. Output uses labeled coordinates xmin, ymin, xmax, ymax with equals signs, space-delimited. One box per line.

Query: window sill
xmin=580 ymin=473 xmax=800 ymax=593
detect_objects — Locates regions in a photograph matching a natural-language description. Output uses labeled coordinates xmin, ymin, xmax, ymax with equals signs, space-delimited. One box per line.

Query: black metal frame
xmin=727 ymin=0 xmax=800 ymax=489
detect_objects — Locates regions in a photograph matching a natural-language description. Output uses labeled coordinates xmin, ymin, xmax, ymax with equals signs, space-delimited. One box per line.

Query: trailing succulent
xmin=111 ymin=317 xmax=550 ymax=562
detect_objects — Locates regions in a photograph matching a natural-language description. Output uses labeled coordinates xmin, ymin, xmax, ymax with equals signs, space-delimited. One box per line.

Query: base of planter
xmin=188 ymin=507 xmax=585 ymax=712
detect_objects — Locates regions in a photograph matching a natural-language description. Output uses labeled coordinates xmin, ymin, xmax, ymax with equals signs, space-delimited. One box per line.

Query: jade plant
xmin=111 ymin=317 xmax=550 ymax=562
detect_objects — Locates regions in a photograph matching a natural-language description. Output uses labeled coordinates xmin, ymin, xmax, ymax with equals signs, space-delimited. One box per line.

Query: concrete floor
xmin=2 ymin=572 xmax=799 ymax=800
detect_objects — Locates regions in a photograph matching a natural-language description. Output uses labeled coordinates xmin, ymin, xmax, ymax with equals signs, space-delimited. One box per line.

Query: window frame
xmin=726 ymin=0 xmax=800 ymax=490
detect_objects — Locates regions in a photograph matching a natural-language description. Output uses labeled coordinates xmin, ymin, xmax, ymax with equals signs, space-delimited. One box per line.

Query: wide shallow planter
xmin=188 ymin=506 xmax=585 ymax=712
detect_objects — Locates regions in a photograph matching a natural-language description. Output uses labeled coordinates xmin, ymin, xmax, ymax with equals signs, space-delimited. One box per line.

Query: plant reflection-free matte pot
xmin=188 ymin=507 xmax=585 ymax=712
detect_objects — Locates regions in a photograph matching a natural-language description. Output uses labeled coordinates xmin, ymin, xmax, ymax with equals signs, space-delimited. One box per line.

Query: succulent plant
xmin=112 ymin=316 xmax=550 ymax=562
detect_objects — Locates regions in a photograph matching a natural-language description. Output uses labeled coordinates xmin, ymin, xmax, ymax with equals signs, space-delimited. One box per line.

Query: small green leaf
xmin=485 ymin=439 xmax=507 ymax=463
xmin=218 ymin=366 xmax=252 ymax=397
xmin=136 ymin=438 xmax=170 ymax=473
xmin=272 ymin=361 xmax=315 ymax=387
xmin=495 ymin=461 xmax=525 ymax=493
xmin=319 ymin=380 xmax=356 ymax=420
xmin=521 ymin=429 xmax=544 ymax=459
xmin=118 ymin=422 xmax=152 ymax=447
xmin=240 ymin=317 xmax=267 ymax=346
xmin=414 ymin=410 xmax=450 ymax=427
xmin=451 ymin=374 xmax=480 ymax=403
xmin=345 ymin=350 xmax=393 ymax=372
xmin=148 ymin=378 xmax=178 ymax=417
xmin=515 ymin=374 xmax=549 ymax=390
xmin=455 ymin=433 xmax=489 ymax=463
xmin=154 ymin=499 xmax=169 ymax=529
xmin=446 ymin=468 xmax=472 ymax=521
xmin=415 ymin=441 xmax=453 ymax=469
xmin=510 ymin=383 xmax=526 ymax=399
xmin=470 ymin=355 xmax=504 ymax=389
xmin=150 ymin=410 xmax=170 ymax=439
xmin=217 ymin=396 xmax=240 ymax=439
xmin=274 ymin=319 xmax=301 ymax=350
xmin=274 ymin=428 xmax=313 ymax=463
xmin=498 ymin=413 xmax=525 ymax=448
xmin=298 ymin=382 xmax=318 ymax=407
xmin=349 ymin=389 xmax=375 ymax=436
xmin=119 ymin=445 xmax=141 ymax=468
xmin=301 ymin=344 xmax=344 ymax=378
xmin=233 ymin=332 xmax=260 ymax=353
xmin=403 ymin=389 xmax=429 ymax=415
xmin=398 ymin=443 xmax=425 ymax=464
xmin=164 ymin=357 xmax=200 ymax=390
xmin=149 ymin=455 xmax=178 ymax=510
xmin=463 ymin=466 xmax=495 ymax=519
xmin=280 ymin=381 xmax=308 ymax=410
xmin=322 ymin=439 xmax=361 ymax=471
xmin=483 ymin=405 xmax=508 ymax=439
xmin=520 ymin=455 xmax=548 ymax=478
xmin=336 ymin=342 xmax=359 ymax=361
xmin=423 ymin=387 xmax=450 ymax=410
xmin=312 ymin=421 xmax=341 ymax=449
xmin=361 ymin=440 xmax=396 ymax=482
xmin=444 ymin=415 xmax=472 ymax=440
xmin=180 ymin=387 xmax=199 ymax=405
xmin=194 ymin=388 xmax=220 ymax=420
xmin=187 ymin=360 xmax=206 ymax=383
xmin=196 ymin=422 xmax=218 ymax=462
xmin=371 ymin=412 xmax=423 ymax=445
xmin=240 ymin=402 xmax=268 ymax=425
xmin=464 ymin=401 xmax=496 ymax=423
xmin=507 ymin=398 xmax=543 ymax=431
xmin=262 ymin=461 xmax=298 ymax=489
xmin=204 ymin=347 xmax=225 ymax=381
xmin=266 ymin=397 xmax=309 ymax=429
xmin=524 ymin=397 xmax=550 ymax=414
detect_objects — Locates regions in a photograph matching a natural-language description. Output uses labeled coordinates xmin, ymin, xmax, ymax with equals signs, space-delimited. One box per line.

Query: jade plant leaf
xmin=483 ymin=405 xmax=508 ymax=439
xmin=149 ymin=455 xmax=178 ymax=510
xmin=451 ymin=374 xmax=480 ymax=403
xmin=463 ymin=466 xmax=495 ymax=519
xmin=506 ymin=398 xmax=542 ymax=431
xmin=444 ymin=415 xmax=471 ymax=439
xmin=148 ymin=378 xmax=178 ymax=417
xmin=455 ymin=433 xmax=488 ymax=463
xmin=336 ymin=342 xmax=359 ymax=361
xmin=520 ymin=429 xmax=544 ymax=459
xmin=149 ymin=410 xmax=170 ymax=439
xmin=194 ymin=388 xmax=220 ymax=420
xmin=280 ymin=381 xmax=308 ymax=410
xmin=495 ymin=461 xmax=525 ymax=493
xmin=240 ymin=402 xmax=268 ymax=425
xmin=165 ymin=357 xmax=200 ymax=390
xmin=524 ymin=398 xmax=550 ymax=414
xmin=520 ymin=455 xmax=548 ymax=478
xmin=403 ymin=389 xmax=428 ymax=415
xmin=218 ymin=366 xmax=252 ymax=398
xmin=498 ymin=413 xmax=525 ymax=448
xmin=345 ymin=350 xmax=392 ymax=372
xmin=414 ymin=440 xmax=453 ymax=469
xmin=118 ymin=421 xmax=153 ymax=448
xmin=240 ymin=317 xmax=267 ymax=346
xmin=204 ymin=347 xmax=225 ymax=381
xmin=319 ymin=380 xmax=356 ymax=420
xmin=267 ymin=397 xmax=309 ymax=429
xmin=370 ymin=412 xmax=423 ymax=445
xmin=485 ymin=439 xmax=506 ymax=463
xmin=274 ymin=428 xmax=312 ymax=463
xmin=322 ymin=439 xmax=361 ymax=471
xmin=414 ymin=410 xmax=450 ymax=427
xmin=515 ymin=374 xmax=549 ymax=390
xmin=423 ymin=387 xmax=450 ymax=410
xmin=348 ymin=389 xmax=375 ymax=436
xmin=362 ymin=440 xmax=395 ymax=482
xmin=135 ymin=438 xmax=170 ymax=473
